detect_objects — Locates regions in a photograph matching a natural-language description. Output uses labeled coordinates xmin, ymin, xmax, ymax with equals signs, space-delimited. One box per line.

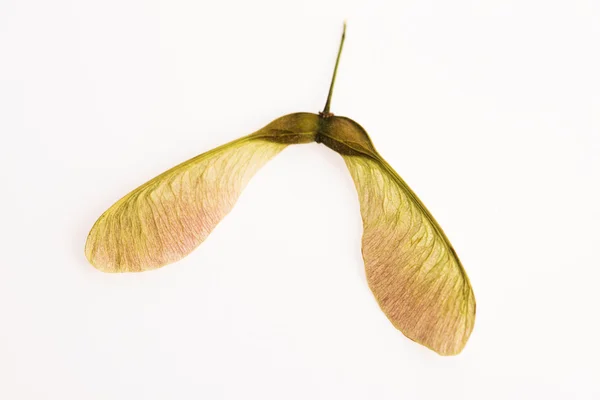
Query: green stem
xmin=322 ymin=22 xmax=346 ymax=115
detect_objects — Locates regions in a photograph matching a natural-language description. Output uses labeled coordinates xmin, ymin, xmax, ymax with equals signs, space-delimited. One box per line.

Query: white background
xmin=1 ymin=0 xmax=599 ymax=399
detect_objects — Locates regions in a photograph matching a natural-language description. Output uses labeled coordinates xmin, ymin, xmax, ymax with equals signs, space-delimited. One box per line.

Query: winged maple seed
xmin=85 ymin=23 xmax=475 ymax=356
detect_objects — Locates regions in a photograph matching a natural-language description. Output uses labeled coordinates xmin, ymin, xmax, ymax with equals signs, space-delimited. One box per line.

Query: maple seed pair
xmin=85 ymin=23 xmax=476 ymax=356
